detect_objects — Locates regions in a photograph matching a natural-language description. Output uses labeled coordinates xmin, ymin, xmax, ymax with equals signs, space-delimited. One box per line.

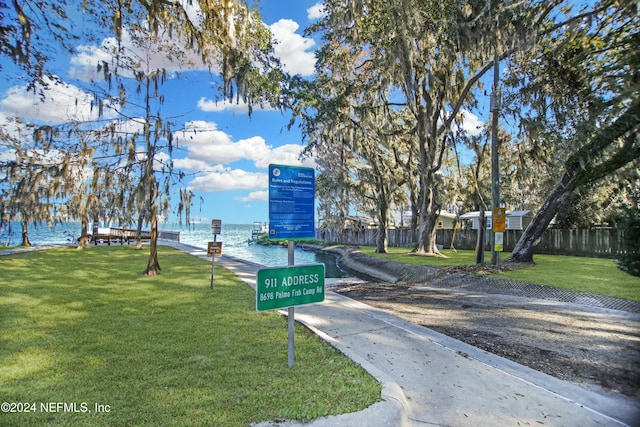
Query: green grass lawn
xmin=359 ymin=246 xmax=640 ymax=302
xmin=0 ymin=246 xmax=380 ymax=426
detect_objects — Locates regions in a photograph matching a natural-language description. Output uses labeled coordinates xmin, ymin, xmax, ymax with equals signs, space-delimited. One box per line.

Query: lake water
xmin=1 ymin=222 xmax=347 ymax=277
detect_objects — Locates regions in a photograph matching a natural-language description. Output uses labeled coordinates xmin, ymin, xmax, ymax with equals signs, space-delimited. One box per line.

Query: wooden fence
xmin=316 ymin=227 xmax=627 ymax=258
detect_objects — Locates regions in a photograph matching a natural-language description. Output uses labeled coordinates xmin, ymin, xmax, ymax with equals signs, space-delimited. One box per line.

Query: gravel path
xmin=327 ymin=248 xmax=640 ymax=401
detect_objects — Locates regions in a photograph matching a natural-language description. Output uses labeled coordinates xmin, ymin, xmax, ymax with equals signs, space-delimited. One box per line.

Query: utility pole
xmin=490 ymin=52 xmax=501 ymax=267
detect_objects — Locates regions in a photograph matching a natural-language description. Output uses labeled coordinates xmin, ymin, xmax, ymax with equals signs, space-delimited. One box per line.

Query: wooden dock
xmin=90 ymin=227 xmax=180 ymax=245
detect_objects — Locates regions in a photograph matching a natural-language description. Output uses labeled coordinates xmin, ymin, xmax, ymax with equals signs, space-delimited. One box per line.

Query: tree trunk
xmin=375 ymin=226 xmax=388 ymax=254
xmin=427 ymin=215 xmax=439 ymax=254
xmin=375 ymin=193 xmax=389 ymax=253
xmin=416 ymin=206 xmax=441 ymax=255
xmin=77 ymin=217 xmax=90 ymax=248
xmin=509 ymin=183 xmax=572 ymax=263
xmin=144 ymin=212 xmax=161 ymax=276
xmin=410 ymin=200 xmax=419 ymax=244
xmin=20 ymin=220 xmax=31 ymax=247
xmin=413 ymin=102 xmax=445 ymax=256
xmin=135 ymin=213 xmax=144 ymax=250
xmin=475 ymin=209 xmax=485 ymax=264
xmin=142 ymin=73 xmax=161 ymax=276
xmin=415 ymin=170 xmax=442 ymax=256
xmin=144 ymin=153 xmax=161 ymax=275
xmin=509 ymin=102 xmax=640 ymax=263
xmin=416 ymin=160 xmax=433 ymax=255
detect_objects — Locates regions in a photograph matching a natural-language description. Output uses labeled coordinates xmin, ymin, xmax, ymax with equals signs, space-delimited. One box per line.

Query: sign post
xmin=288 ymin=242 xmax=295 ymax=368
xmin=266 ymin=164 xmax=316 ymax=367
xmin=209 ymin=219 xmax=222 ymax=289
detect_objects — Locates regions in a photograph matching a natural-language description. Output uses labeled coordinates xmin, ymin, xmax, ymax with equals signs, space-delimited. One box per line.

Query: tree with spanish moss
xmin=504 ymin=0 xmax=640 ymax=263
xmin=306 ymin=0 xmax=557 ymax=256
xmin=2 ymin=1 xmax=285 ymax=274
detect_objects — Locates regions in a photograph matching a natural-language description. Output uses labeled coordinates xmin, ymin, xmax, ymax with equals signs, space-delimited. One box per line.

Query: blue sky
xmin=0 ymin=1 xmax=484 ymax=225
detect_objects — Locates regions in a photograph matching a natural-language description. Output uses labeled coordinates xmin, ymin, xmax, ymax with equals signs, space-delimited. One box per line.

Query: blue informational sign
xmin=268 ymin=164 xmax=315 ymax=240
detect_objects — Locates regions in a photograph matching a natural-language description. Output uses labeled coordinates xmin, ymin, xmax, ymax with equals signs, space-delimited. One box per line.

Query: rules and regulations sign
xmin=268 ymin=164 xmax=315 ymax=240
xmin=256 ymin=264 xmax=325 ymax=311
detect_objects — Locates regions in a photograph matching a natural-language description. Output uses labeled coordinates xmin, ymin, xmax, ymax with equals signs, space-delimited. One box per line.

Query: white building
xmin=459 ymin=210 xmax=533 ymax=230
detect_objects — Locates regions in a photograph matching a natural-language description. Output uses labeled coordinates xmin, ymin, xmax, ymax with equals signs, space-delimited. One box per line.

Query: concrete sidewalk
xmin=169 ymin=242 xmax=640 ymax=427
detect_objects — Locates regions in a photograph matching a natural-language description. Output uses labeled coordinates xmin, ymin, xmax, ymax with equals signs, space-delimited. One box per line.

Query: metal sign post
xmin=493 ymin=208 xmax=506 ymax=255
xmin=288 ymin=241 xmax=295 ymax=368
xmin=209 ymin=220 xmax=222 ymax=289
xmin=211 ymin=236 xmax=215 ymax=290
xmin=490 ymin=53 xmax=502 ymax=267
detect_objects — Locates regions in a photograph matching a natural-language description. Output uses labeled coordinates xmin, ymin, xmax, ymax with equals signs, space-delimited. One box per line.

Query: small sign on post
xmin=495 ymin=232 xmax=504 ymax=252
xmin=493 ymin=208 xmax=506 ymax=233
xmin=207 ymin=241 xmax=223 ymax=256
xmin=211 ymin=219 xmax=222 ymax=235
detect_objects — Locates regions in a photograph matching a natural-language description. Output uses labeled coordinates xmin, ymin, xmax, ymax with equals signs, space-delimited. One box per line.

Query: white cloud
xmin=155 ymin=151 xmax=171 ymax=170
xmin=269 ymin=19 xmax=316 ymax=76
xmin=307 ymin=3 xmax=327 ymax=20
xmin=102 ymin=117 xmax=146 ymax=136
xmin=197 ymin=98 xmax=250 ymax=114
xmin=172 ymin=158 xmax=212 ymax=171
xmin=459 ymin=110 xmax=485 ymax=136
xmin=188 ymin=167 xmax=267 ymax=192
xmin=0 ymin=113 xmax=91 ymax=184
xmin=0 ymin=76 xmax=114 ymax=123
xmin=174 ymin=120 xmax=315 ymax=170
xmin=197 ymin=97 xmax=275 ymax=114
xmin=69 ymin=29 xmax=207 ymax=82
xmin=172 ymin=120 xmax=315 ymax=193
xmin=70 ymin=13 xmax=316 ymax=84
xmin=0 ymin=111 xmax=23 ymax=141
xmin=254 ymin=143 xmax=314 ymax=169
xmin=0 ymin=149 xmax=14 ymax=163
xmin=69 ymin=43 xmax=116 ymax=82
xmin=0 ymin=126 xmax=16 ymax=176
xmin=237 ymin=190 xmax=268 ymax=202
xmin=175 ymin=120 xmax=271 ymax=165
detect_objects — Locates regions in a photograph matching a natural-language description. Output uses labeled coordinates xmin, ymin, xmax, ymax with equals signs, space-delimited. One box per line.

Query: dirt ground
xmin=330 ymin=251 xmax=640 ymax=401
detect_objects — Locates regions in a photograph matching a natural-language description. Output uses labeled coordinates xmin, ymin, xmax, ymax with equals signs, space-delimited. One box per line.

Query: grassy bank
xmin=0 ymin=246 xmax=380 ymax=426
xmin=359 ymin=246 xmax=640 ymax=302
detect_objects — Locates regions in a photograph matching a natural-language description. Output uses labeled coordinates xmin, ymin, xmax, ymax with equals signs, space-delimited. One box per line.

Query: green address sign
xmin=256 ymin=264 xmax=325 ymax=311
